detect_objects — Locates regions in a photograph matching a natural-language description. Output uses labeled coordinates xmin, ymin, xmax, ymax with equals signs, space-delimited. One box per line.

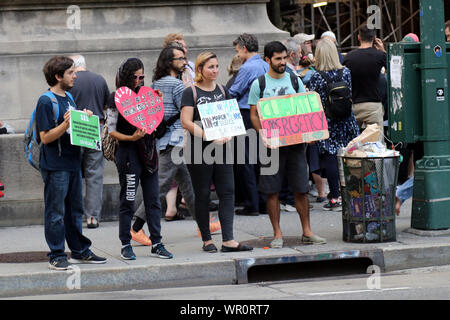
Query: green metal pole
xmin=412 ymin=0 xmax=450 ymax=230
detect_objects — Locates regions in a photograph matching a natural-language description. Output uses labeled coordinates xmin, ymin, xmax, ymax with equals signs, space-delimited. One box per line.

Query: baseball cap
xmin=321 ymin=31 xmax=337 ymax=41
xmin=294 ymin=33 xmax=315 ymax=44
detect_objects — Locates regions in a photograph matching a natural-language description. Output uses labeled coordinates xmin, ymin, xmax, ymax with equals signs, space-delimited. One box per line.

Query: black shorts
xmin=259 ymin=143 xmax=309 ymax=194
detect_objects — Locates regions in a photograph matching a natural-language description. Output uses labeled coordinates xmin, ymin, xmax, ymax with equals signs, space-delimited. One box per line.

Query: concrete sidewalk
xmin=0 ymin=197 xmax=449 ymax=298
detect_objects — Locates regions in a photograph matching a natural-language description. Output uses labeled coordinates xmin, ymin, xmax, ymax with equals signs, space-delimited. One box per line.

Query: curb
xmin=1 ymin=244 xmax=449 ymax=298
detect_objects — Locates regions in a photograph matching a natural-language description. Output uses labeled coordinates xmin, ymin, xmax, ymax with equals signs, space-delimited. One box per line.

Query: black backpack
xmin=318 ymin=69 xmax=352 ymax=120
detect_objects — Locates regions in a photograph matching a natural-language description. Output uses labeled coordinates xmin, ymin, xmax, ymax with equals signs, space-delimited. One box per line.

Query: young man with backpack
xmin=248 ymin=41 xmax=326 ymax=249
xmin=35 ymin=56 xmax=106 ymax=270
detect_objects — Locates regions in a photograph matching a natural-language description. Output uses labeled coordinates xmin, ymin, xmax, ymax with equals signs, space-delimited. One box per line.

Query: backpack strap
xmin=317 ymin=70 xmax=332 ymax=84
xmin=42 ymin=91 xmax=62 ymax=156
xmin=258 ymin=74 xmax=266 ymax=99
xmin=190 ymin=84 xmax=197 ymax=108
xmin=289 ymin=73 xmax=300 ymax=93
xmin=217 ymin=83 xmax=226 ymax=98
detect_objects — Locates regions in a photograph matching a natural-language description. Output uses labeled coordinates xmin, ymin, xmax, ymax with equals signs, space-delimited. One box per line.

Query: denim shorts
xmin=259 ymin=143 xmax=309 ymax=194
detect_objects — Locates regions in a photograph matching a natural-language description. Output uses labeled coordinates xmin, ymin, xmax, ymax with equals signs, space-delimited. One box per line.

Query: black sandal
xmin=164 ymin=212 xmax=185 ymax=221
xmin=221 ymin=243 xmax=253 ymax=252
xmin=202 ymin=243 xmax=218 ymax=253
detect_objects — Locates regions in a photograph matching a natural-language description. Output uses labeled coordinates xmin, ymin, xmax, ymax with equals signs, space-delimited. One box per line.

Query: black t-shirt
xmin=181 ymin=84 xmax=230 ymax=121
xmin=181 ymin=84 xmax=231 ymax=162
xmin=343 ymin=47 xmax=386 ymax=104
xmin=36 ymin=93 xmax=81 ymax=171
xmin=69 ymin=70 xmax=110 ymax=120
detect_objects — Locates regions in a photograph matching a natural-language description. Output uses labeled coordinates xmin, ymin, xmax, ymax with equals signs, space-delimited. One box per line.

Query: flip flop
xmin=221 ymin=243 xmax=253 ymax=252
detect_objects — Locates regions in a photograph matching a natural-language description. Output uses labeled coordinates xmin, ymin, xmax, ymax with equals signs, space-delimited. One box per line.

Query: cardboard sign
xmin=197 ymin=98 xmax=246 ymax=141
xmin=256 ymin=92 xmax=329 ymax=147
xmin=114 ymin=86 xmax=164 ymax=135
xmin=70 ymin=110 xmax=101 ymax=150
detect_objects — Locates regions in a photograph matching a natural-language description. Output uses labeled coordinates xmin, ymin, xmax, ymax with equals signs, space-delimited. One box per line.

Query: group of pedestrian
xmin=31 ymin=22 xmax=406 ymax=271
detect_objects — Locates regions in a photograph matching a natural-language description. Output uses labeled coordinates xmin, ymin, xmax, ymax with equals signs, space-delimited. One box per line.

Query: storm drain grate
xmin=247 ymin=258 xmax=373 ymax=283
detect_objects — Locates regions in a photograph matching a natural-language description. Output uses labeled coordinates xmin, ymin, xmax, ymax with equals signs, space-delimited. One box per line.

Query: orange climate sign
xmin=256 ymin=92 xmax=329 ymax=148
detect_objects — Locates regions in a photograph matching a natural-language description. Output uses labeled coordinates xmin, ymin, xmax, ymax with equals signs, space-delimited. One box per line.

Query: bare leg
xmin=267 ymin=192 xmax=282 ymax=239
xmin=294 ymin=192 xmax=313 ymax=237
xmin=164 ymin=186 xmax=178 ymax=218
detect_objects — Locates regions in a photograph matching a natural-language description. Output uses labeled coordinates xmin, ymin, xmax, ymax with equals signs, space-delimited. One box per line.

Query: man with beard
xmin=248 ymin=41 xmax=326 ymax=249
xmin=36 ymin=56 xmax=107 ymax=270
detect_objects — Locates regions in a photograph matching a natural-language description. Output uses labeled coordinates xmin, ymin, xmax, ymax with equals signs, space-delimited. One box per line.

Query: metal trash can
xmin=338 ymin=155 xmax=400 ymax=243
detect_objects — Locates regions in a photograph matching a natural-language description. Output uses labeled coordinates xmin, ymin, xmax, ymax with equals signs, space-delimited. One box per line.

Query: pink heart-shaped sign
xmin=114 ymin=86 xmax=164 ymax=135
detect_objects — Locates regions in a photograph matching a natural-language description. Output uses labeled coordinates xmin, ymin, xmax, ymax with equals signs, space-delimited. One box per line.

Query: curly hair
xmin=153 ymin=46 xmax=185 ymax=82
xmin=233 ymin=33 xmax=259 ymax=53
xmin=116 ymin=58 xmax=144 ymax=90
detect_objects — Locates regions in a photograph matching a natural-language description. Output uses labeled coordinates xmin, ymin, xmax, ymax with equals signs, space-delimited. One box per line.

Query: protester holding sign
xmin=36 ymin=56 xmax=106 ymax=270
xmin=106 ymin=58 xmax=173 ymax=260
xmin=181 ymin=51 xmax=253 ymax=253
xmin=308 ymin=39 xmax=360 ymax=211
xmin=249 ymin=41 xmax=327 ymax=249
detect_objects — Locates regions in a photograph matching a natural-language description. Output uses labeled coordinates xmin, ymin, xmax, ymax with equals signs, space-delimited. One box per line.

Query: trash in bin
xmin=338 ymin=125 xmax=400 ymax=243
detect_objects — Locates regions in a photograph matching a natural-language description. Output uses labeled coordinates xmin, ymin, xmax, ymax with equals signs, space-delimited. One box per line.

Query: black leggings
xmin=319 ymin=153 xmax=340 ymax=199
xmin=188 ymin=162 xmax=235 ymax=242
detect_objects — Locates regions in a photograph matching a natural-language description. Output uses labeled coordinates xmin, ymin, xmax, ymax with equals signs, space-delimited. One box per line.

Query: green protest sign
xmin=70 ymin=110 xmax=101 ymax=150
xmin=256 ymin=92 xmax=329 ymax=147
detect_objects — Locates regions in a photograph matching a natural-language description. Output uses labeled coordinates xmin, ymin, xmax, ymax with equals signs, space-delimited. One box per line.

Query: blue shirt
xmin=248 ymin=72 xmax=306 ymax=106
xmin=228 ymin=54 xmax=268 ymax=110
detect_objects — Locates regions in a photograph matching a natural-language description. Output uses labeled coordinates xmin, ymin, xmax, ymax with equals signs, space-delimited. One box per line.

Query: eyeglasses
xmin=172 ymin=57 xmax=187 ymax=61
xmin=134 ymin=74 xmax=145 ymax=80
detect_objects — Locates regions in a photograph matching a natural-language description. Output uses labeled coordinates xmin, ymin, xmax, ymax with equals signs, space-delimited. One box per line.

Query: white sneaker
xmin=284 ymin=204 xmax=296 ymax=212
xmin=87 ymin=216 xmax=99 ymax=229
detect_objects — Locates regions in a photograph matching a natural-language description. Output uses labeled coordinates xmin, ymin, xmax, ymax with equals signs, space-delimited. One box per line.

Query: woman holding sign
xmin=181 ymin=51 xmax=253 ymax=253
xmin=308 ymin=39 xmax=360 ymax=211
xmin=106 ymin=58 xmax=173 ymax=260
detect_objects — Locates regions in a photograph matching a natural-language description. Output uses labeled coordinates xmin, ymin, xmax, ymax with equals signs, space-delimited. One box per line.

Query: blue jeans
xmin=396 ymin=176 xmax=413 ymax=203
xmin=41 ymin=169 xmax=92 ymax=261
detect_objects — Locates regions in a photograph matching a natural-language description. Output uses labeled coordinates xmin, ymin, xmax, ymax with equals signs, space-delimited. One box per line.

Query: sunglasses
xmin=134 ymin=74 xmax=145 ymax=80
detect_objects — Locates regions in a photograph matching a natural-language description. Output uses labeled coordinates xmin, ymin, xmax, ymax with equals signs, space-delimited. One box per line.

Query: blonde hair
xmin=194 ymin=51 xmax=218 ymax=83
xmin=314 ymin=39 xmax=343 ymax=71
xmin=227 ymin=54 xmax=242 ymax=76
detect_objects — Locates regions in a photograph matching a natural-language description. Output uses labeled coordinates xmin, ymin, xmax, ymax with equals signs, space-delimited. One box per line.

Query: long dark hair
xmin=116 ymin=58 xmax=144 ymax=91
xmin=152 ymin=46 xmax=184 ymax=82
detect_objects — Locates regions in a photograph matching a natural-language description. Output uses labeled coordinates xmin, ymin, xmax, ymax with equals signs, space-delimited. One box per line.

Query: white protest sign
xmin=197 ymin=98 xmax=246 ymax=141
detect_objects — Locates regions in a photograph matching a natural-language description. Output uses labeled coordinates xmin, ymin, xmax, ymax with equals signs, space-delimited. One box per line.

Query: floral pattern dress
xmin=308 ymin=67 xmax=360 ymax=155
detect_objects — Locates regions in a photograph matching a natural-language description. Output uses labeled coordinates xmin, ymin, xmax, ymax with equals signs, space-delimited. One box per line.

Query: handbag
xmin=101 ymin=119 xmax=118 ymax=161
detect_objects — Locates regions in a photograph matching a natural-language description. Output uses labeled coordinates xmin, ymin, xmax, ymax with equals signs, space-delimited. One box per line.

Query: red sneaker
xmin=0 ymin=191 xmax=4 ymax=198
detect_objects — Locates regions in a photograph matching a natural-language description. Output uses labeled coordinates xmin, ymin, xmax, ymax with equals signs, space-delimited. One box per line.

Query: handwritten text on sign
xmin=257 ymin=92 xmax=329 ymax=147
xmin=197 ymin=98 xmax=246 ymax=141
xmin=114 ymin=86 xmax=164 ymax=135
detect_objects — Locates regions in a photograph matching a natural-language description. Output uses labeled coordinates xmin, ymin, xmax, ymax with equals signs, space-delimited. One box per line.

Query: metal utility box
xmin=387 ymin=42 xmax=423 ymax=144
xmin=387 ymin=43 xmax=450 ymax=144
